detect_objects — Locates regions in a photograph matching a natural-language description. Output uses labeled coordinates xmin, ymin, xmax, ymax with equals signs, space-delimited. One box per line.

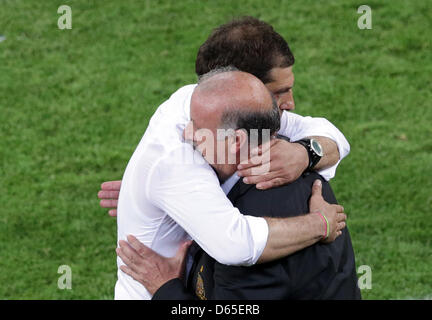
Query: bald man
xmin=118 ymin=67 xmax=360 ymax=300
xmin=115 ymin=67 xmax=346 ymax=300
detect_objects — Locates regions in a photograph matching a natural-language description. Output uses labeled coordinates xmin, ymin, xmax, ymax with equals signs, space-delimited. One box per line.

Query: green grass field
xmin=0 ymin=0 xmax=431 ymax=299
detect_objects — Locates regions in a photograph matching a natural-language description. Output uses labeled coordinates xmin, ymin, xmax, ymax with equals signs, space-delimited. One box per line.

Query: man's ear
xmin=229 ymin=129 xmax=248 ymax=154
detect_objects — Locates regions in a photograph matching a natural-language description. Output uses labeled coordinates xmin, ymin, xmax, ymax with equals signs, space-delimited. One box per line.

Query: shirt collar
xmin=220 ymin=173 xmax=241 ymax=195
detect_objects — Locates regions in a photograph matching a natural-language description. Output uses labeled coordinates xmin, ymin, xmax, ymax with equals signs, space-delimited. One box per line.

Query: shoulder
xmin=231 ymin=171 xmax=336 ymax=217
xmin=231 ymin=177 xmax=312 ymax=218
xmin=148 ymin=83 xmax=197 ymax=130
xmin=172 ymin=83 xmax=197 ymax=96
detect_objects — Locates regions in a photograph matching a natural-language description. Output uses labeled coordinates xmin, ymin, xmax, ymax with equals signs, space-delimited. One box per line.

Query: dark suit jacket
xmin=153 ymin=171 xmax=361 ymax=300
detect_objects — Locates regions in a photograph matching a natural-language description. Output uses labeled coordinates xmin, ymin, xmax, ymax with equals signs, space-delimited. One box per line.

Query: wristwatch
xmin=294 ymin=138 xmax=323 ymax=170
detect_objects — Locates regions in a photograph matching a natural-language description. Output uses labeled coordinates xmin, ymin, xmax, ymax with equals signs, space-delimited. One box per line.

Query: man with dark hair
xmin=99 ymin=17 xmax=349 ymax=212
xmin=116 ymin=69 xmax=360 ymax=300
xmin=194 ymin=17 xmax=343 ymax=187
xmin=196 ymin=16 xmax=295 ymax=84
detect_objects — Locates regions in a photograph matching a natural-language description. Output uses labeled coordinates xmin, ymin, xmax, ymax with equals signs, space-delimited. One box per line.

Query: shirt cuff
xmin=244 ymin=215 xmax=269 ymax=265
xmin=315 ymin=159 xmax=340 ymax=181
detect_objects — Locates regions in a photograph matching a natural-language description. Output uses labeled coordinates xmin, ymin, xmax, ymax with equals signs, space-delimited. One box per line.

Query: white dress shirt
xmin=114 ymin=84 xmax=350 ymax=300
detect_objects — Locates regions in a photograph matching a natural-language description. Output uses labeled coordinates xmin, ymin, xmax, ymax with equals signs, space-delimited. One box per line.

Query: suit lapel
xmin=227 ymin=178 xmax=255 ymax=203
xmin=188 ymin=179 xmax=256 ymax=300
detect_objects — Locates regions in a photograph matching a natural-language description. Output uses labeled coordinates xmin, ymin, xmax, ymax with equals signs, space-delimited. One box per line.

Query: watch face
xmin=311 ymin=139 xmax=324 ymax=157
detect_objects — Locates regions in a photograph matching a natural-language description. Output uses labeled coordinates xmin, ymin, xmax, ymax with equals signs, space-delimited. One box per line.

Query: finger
xmin=337 ymin=222 xmax=346 ymax=230
xmin=337 ymin=213 xmax=347 ymax=222
xmin=100 ymin=199 xmax=118 ymax=208
xmin=116 ymin=245 xmax=139 ymax=271
xmin=118 ymin=239 xmax=144 ymax=266
xmin=127 ymin=235 xmax=156 ymax=258
xmin=256 ymin=178 xmax=286 ymax=190
xmin=120 ymin=265 xmax=142 ymax=283
xmin=330 ymin=204 xmax=344 ymax=213
xmin=337 ymin=230 xmax=342 ymax=236
xmin=238 ymin=161 xmax=273 ymax=177
xmin=175 ymin=240 xmax=193 ymax=260
xmin=243 ymin=172 xmax=278 ymax=185
xmin=311 ymin=179 xmax=322 ymax=197
xmin=108 ymin=209 xmax=117 ymax=217
xmin=238 ymin=153 xmax=271 ymax=169
xmin=118 ymin=241 xmax=150 ymax=274
xmin=335 ymin=205 xmax=345 ymax=213
xmin=98 ymin=190 xmax=120 ymax=199
xmin=237 ymin=166 xmax=256 ymax=177
xmin=249 ymin=139 xmax=277 ymax=157
xmin=101 ymin=180 xmax=122 ymax=191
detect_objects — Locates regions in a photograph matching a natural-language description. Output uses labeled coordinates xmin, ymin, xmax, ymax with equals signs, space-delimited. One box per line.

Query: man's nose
xmin=279 ymin=95 xmax=295 ymax=111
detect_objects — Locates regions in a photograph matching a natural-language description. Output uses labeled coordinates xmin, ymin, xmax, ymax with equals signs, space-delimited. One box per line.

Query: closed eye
xmin=274 ymin=87 xmax=292 ymax=95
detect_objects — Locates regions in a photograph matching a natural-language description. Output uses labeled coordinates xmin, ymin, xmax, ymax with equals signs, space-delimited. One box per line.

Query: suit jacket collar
xmin=227 ymin=178 xmax=255 ymax=203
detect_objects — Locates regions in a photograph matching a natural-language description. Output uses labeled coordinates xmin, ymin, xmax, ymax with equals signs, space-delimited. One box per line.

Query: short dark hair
xmin=195 ymin=16 xmax=295 ymax=83
xmin=220 ymin=95 xmax=280 ymax=145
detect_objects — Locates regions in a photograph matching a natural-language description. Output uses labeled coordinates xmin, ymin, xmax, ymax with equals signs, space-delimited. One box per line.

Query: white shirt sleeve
xmin=146 ymin=144 xmax=269 ymax=266
xmin=278 ymin=111 xmax=350 ymax=181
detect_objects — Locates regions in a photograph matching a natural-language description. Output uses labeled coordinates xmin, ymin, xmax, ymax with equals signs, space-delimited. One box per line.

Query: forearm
xmin=257 ymin=213 xmax=324 ymax=263
xmin=309 ymin=136 xmax=340 ymax=170
xmin=279 ymin=112 xmax=350 ymax=179
xmin=151 ymin=149 xmax=268 ymax=266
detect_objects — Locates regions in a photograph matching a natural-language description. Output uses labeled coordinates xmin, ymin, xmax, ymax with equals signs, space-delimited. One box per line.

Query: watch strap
xmin=294 ymin=138 xmax=322 ymax=170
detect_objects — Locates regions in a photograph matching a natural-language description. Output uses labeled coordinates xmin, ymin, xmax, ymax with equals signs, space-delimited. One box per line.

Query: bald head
xmin=186 ymin=68 xmax=280 ymax=181
xmin=190 ymin=68 xmax=279 ymax=141
xmin=193 ymin=68 xmax=273 ymax=118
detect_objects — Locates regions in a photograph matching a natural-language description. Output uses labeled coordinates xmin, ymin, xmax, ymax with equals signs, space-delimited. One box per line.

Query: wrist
xmin=292 ymin=142 xmax=309 ymax=172
xmin=310 ymin=212 xmax=327 ymax=240
xmin=294 ymin=138 xmax=324 ymax=170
